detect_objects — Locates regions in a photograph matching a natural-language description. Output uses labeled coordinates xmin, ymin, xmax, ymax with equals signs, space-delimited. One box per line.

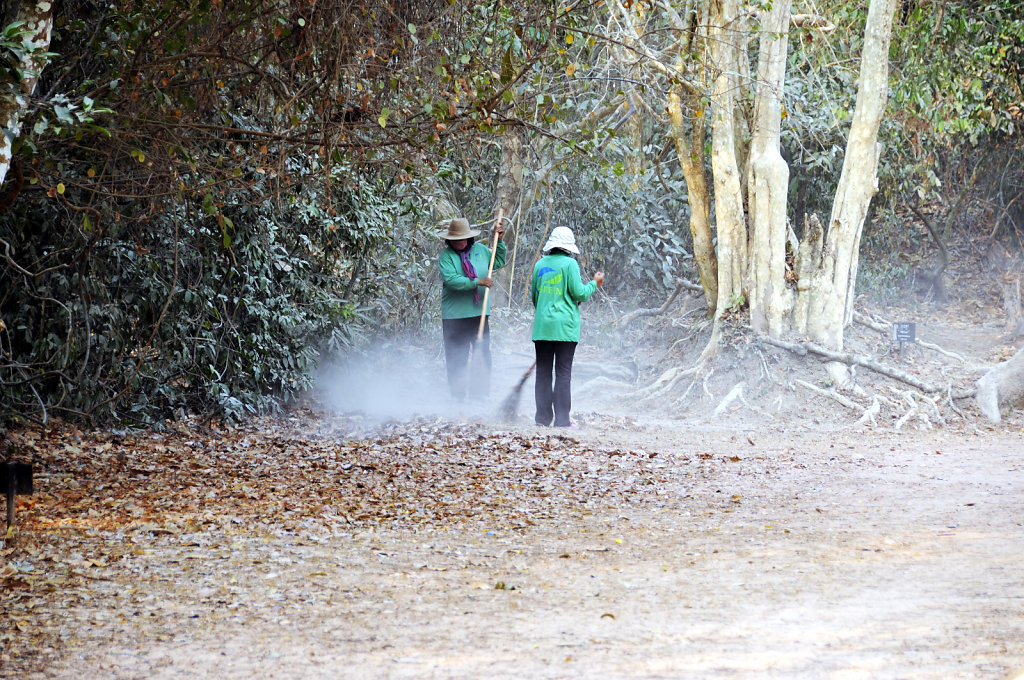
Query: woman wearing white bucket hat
xmin=438 ymin=217 xmax=506 ymax=401
xmin=530 ymin=226 xmax=604 ymax=427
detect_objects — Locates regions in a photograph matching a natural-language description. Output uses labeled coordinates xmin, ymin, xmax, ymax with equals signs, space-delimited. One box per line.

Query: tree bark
xmin=0 ymin=0 xmax=54 ymax=189
xmin=709 ymin=0 xmax=747 ymax=317
xmin=667 ymin=91 xmax=717 ymax=312
xmin=976 ymin=345 xmax=1024 ymax=423
xmin=747 ymin=0 xmax=792 ymax=335
xmin=492 ymin=127 xmax=526 ymax=307
xmin=808 ymin=0 xmax=898 ymax=351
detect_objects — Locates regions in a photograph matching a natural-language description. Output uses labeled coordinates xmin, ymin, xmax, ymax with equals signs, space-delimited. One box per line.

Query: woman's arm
xmin=438 ymin=250 xmax=478 ymax=290
xmin=565 ymin=259 xmax=598 ymax=303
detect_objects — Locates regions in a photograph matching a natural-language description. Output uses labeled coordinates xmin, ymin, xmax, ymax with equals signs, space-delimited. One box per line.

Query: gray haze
xmin=314 ymin=336 xmax=539 ymax=423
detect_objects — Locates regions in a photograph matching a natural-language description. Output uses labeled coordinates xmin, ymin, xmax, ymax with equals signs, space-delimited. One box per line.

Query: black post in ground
xmin=3 ymin=461 xmax=34 ymax=533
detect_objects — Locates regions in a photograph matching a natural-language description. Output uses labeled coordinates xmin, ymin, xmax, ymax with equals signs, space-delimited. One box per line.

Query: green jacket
xmin=439 ymin=240 xmax=507 ymax=319
xmin=530 ymin=252 xmax=597 ymax=342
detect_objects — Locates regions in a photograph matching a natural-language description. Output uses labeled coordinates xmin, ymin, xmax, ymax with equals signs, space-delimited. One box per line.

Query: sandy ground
xmin=4 ymin=414 xmax=1024 ymax=680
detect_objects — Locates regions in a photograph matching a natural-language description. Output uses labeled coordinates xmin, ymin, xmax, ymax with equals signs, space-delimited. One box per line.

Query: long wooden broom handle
xmin=477 ymin=208 xmax=504 ymax=341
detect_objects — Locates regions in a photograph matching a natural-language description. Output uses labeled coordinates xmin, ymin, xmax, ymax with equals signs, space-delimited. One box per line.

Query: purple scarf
xmin=455 ymin=243 xmax=480 ymax=304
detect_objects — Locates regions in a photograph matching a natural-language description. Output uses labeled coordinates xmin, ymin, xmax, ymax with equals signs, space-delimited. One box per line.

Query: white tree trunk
xmin=709 ymin=0 xmax=747 ymax=316
xmin=976 ymin=344 xmax=1024 ymax=423
xmin=807 ymin=0 xmax=898 ymax=351
xmin=747 ymin=0 xmax=792 ymax=335
xmin=0 ymin=0 xmax=54 ymax=188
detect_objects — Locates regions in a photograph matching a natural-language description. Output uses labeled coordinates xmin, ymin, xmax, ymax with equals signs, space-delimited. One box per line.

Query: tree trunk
xmin=667 ymin=91 xmax=717 ymax=312
xmin=0 ymin=0 xmax=54 ymax=189
xmin=976 ymin=344 xmax=1024 ymax=423
xmin=747 ymin=0 xmax=792 ymax=335
xmin=709 ymin=0 xmax=747 ymax=316
xmin=492 ymin=127 xmax=526 ymax=307
xmin=806 ymin=0 xmax=898 ymax=351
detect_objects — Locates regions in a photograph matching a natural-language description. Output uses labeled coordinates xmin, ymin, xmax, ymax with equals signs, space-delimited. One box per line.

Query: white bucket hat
xmin=543 ymin=226 xmax=580 ymax=254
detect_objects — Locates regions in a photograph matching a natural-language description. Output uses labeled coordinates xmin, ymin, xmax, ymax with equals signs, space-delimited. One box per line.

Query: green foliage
xmin=892 ymin=0 xmax=1023 ymax=146
xmin=581 ymin=166 xmax=694 ymax=294
xmin=0 ymin=187 xmax=366 ymax=425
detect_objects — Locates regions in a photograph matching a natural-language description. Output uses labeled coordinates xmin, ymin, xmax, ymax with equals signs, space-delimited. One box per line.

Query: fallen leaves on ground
xmin=6 ymin=411 xmax=680 ymax=539
xmin=1 ymin=411 xmax=706 ymax=662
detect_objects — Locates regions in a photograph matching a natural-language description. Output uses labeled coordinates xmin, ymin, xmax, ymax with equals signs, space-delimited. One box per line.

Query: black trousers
xmin=442 ymin=316 xmax=490 ymax=401
xmin=534 ymin=340 xmax=577 ymax=427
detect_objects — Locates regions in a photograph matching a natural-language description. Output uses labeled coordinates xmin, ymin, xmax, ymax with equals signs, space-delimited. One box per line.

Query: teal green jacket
xmin=439 ymin=240 xmax=507 ymax=319
xmin=530 ymin=252 xmax=597 ymax=341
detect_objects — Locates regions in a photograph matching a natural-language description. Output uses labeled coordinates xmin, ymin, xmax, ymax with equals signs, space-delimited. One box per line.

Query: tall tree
xmin=746 ymin=0 xmax=793 ymax=335
xmin=707 ymin=0 xmax=747 ymax=327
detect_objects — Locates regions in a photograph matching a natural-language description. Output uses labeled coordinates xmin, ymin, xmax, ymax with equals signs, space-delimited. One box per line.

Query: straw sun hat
xmin=439 ymin=218 xmax=480 ymax=240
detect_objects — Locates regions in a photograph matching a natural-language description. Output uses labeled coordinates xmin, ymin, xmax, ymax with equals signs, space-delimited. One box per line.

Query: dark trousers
xmin=534 ymin=340 xmax=577 ymax=426
xmin=442 ymin=317 xmax=490 ymax=401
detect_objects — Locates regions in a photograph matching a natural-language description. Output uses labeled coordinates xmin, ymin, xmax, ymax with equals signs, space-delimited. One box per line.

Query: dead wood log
xmin=761 ymin=335 xmax=973 ymax=397
xmin=975 ymin=344 xmax=1024 ymax=422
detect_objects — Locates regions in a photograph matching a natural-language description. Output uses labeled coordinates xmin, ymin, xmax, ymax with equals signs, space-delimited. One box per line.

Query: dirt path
xmin=4 ymin=415 xmax=1023 ymax=679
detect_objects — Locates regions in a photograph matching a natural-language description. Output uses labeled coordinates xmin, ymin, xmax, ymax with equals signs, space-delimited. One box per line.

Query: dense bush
xmin=0 ymin=182 xmax=375 ymax=425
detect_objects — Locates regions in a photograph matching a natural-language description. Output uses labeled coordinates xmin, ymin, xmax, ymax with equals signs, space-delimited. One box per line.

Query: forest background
xmin=1 ymin=0 xmax=1022 ymax=428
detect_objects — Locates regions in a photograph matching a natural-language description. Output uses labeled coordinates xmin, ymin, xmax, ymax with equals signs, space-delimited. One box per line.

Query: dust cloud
xmin=314 ymin=336 xmax=537 ymax=423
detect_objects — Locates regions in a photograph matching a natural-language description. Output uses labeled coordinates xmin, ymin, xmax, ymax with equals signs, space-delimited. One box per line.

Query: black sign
xmin=893 ymin=322 xmax=916 ymax=343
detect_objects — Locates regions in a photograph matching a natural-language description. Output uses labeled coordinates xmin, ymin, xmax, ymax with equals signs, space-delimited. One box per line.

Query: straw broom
xmin=498 ymin=360 xmax=536 ymax=422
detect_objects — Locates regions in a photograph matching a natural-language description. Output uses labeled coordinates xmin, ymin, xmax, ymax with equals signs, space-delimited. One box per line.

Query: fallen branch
xmin=762 ymin=335 xmax=971 ymax=396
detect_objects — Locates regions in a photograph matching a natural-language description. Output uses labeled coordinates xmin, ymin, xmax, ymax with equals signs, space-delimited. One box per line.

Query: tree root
xmin=761 ymin=335 xmax=973 ymax=398
xmin=712 ymin=381 xmax=746 ymax=416
xmin=635 ymin=365 xmax=694 ymax=401
xmin=856 ymin=396 xmax=881 ymax=426
xmin=793 ymin=379 xmax=863 ymax=413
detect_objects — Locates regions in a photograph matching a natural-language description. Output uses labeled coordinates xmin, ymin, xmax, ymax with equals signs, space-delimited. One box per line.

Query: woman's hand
xmin=494 ymin=223 xmax=506 ymax=241
xmin=476 ymin=277 xmax=493 ymax=288
xmin=594 ymin=271 xmax=605 ymax=287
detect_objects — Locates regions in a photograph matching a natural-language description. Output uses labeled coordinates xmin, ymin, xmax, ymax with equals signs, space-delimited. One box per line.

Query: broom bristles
xmin=498 ymin=362 xmax=536 ymax=422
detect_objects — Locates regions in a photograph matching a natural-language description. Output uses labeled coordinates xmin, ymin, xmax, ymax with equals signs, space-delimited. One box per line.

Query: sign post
xmin=893 ymin=321 xmax=916 ymax=361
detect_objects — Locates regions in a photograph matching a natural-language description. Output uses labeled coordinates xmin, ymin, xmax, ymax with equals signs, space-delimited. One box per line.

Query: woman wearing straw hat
xmin=438 ymin=217 xmax=506 ymax=401
xmin=530 ymin=226 xmax=604 ymax=427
